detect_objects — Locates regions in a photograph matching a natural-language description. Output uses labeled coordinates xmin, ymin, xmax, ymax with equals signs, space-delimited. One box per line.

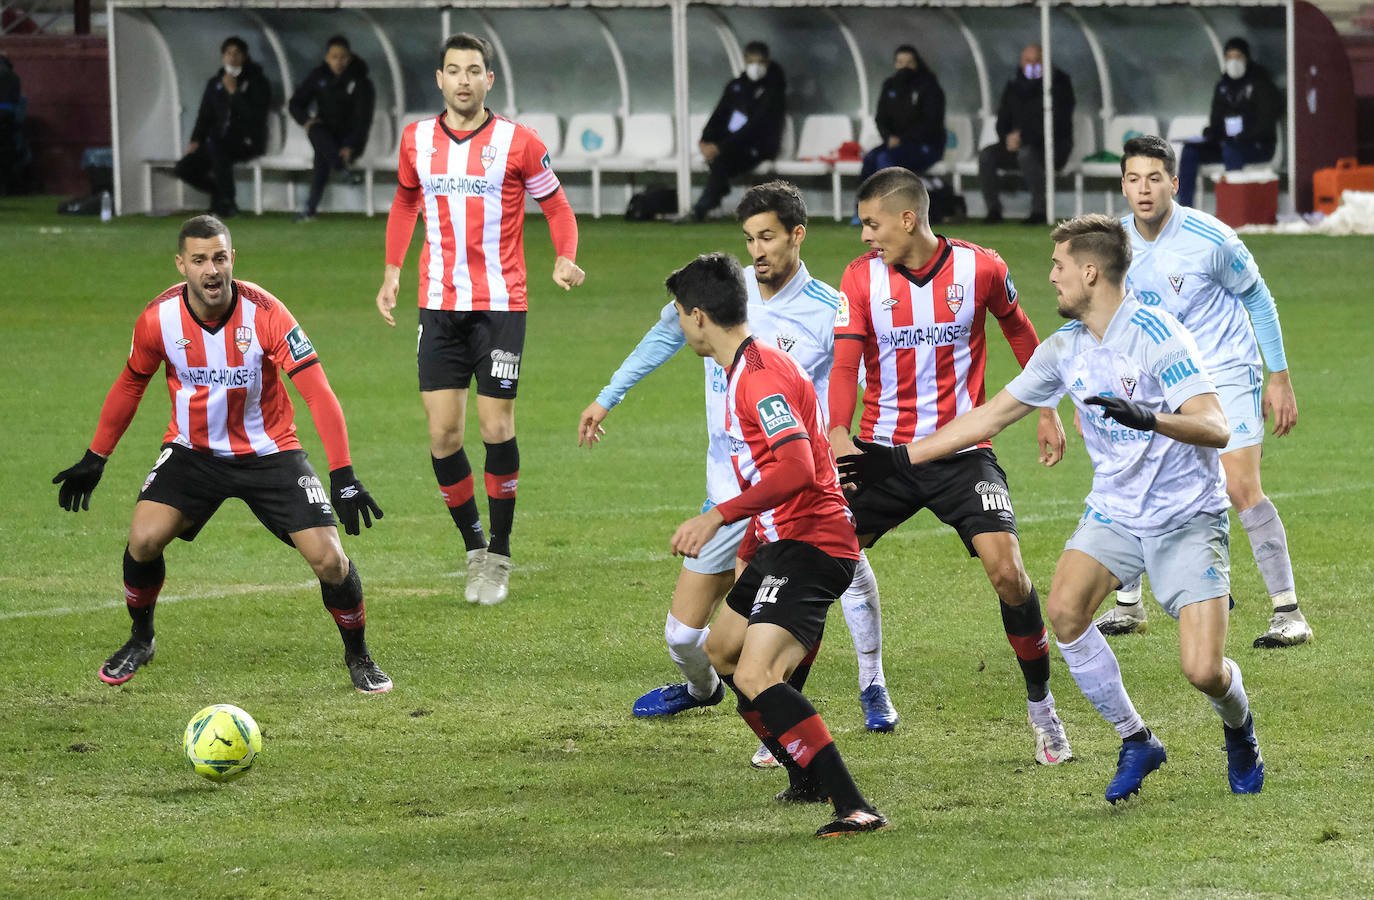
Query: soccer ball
xmin=183 ymin=704 xmax=262 ymax=782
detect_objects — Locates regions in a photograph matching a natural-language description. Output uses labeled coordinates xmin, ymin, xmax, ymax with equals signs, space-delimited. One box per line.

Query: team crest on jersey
xmin=945 ymin=284 xmax=965 ymax=314
xmin=234 ymin=326 xmax=253 ymax=354
xmin=1168 ymin=274 xmax=1185 ymax=293
xmin=776 ymin=335 xmax=796 ymax=353
xmin=1120 ymin=375 xmax=1137 ymax=398
xmin=757 ymin=394 xmax=797 ymax=437
xmin=481 ymin=144 xmax=498 ymax=169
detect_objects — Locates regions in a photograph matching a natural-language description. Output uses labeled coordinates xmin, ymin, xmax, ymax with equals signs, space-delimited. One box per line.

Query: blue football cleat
xmin=632 ymin=680 xmax=725 ymax=717
xmin=859 ymin=683 xmax=899 ymax=732
xmin=1105 ymin=732 xmax=1167 ymax=803
xmin=1224 ymin=715 xmax=1265 ymax=794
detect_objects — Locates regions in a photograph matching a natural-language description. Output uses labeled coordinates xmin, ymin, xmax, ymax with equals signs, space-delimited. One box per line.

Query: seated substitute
xmin=977 ymin=43 xmax=1073 ymax=225
xmin=667 ymin=252 xmax=888 ymax=838
xmin=53 ymin=215 xmax=391 ymax=694
xmin=684 ymin=41 xmax=786 ymax=222
xmin=288 ymin=34 xmax=375 ymax=221
xmin=857 ymin=44 xmax=946 ymax=186
xmin=173 ymin=37 xmax=271 ymax=218
xmin=1175 ymin=37 xmax=1281 ymax=207
xmin=839 ymin=213 xmax=1265 ymax=803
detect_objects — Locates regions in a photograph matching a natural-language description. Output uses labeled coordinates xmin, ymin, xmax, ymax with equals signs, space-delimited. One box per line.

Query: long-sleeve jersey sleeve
xmin=714 ymin=438 xmax=815 ymax=525
xmin=595 ymin=301 xmax=687 ymax=409
xmin=90 ymin=365 xmax=154 ymax=457
xmin=289 ymin=362 xmax=351 ymax=472
xmin=1238 ymin=277 xmax=1287 ymax=373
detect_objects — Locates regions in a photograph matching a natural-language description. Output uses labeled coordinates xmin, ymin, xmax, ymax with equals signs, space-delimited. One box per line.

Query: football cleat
xmin=463 ymin=548 xmax=487 ymax=604
xmin=751 ymin=741 xmax=781 ymax=769
xmin=859 ymin=683 xmax=899 ymax=732
xmin=1029 ymin=708 xmax=1074 ymax=766
xmin=631 ymin=680 xmax=724 ymax=718
xmin=1253 ymin=609 xmax=1313 ymax=648
xmin=775 ymin=780 xmax=828 ymax=804
xmin=1105 ymin=732 xmax=1167 ymax=803
xmin=1095 ymin=602 xmax=1148 ymax=636
xmin=1223 ymin=715 xmax=1265 ymax=794
xmin=478 ymin=552 xmax=512 ymax=606
xmin=816 ymin=808 xmax=889 ymax=838
xmin=98 ymin=637 xmax=155 ymax=685
xmin=346 ymin=653 xmax=393 ymax=694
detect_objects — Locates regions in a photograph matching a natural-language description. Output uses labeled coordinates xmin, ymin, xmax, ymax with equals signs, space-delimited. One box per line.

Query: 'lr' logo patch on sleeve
xmin=285 ymin=325 xmax=315 ymax=362
xmin=757 ymin=394 xmax=798 ymax=437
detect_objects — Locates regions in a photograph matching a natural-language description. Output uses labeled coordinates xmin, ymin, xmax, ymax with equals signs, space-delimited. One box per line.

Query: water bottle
xmin=100 ymin=190 xmax=112 ymax=222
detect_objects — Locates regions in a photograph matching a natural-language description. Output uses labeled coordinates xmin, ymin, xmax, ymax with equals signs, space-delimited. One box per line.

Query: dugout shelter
xmin=109 ymin=0 xmax=1354 ymax=219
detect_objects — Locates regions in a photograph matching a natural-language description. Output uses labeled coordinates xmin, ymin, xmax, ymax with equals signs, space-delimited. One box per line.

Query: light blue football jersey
xmin=597 ymin=262 xmax=842 ymax=506
xmin=1007 ymin=295 xmax=1229 ymax=536
xmin=1122 ymin=205 xmax=1263 ymax=377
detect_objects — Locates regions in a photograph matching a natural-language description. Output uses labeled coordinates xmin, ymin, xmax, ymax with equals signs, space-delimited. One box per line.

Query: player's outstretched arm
xmin=1263 ymin=369 xmax=1297 ymax=437
xmin=290 ymin=364 xmax=384 ymax=535
xmin=577 ymin=401 xmax=610 ymax=448
xmin=1036 ymin=406 xmax=1067 ymax=467
xmin=375 ymin=263 xmax=401 ymax=327
xmin=1087 ymin=392 xmax=1229 ymax=448
xmin=53 ymin=450 xmax=107 ymax=512
xmin=553 ymin=256 xmax=585 ymax=291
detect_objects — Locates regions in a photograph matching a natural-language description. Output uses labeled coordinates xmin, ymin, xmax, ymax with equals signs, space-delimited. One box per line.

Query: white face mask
xmin=745 ymin=62 xmax=767 ymax=82
xmin=224 ymin=63 xmax=243 ymax=77
xmin=1224 ymin=58 xmax=1247 ymax=80
xmin=1022 ymin=62 xmax=1043 ymax=80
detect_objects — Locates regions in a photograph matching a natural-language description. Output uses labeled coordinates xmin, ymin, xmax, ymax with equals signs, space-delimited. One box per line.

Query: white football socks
xmin=1238 ymin=499 xmax=1298 ymax=608
xmin=665 ymin=613 xmax=718 ymax=701
xmin=1207 ymin=657 xmax=1251 ymax=729
xmin=839 ymin=551 xmax=886 ymax=690
xmin=1058 ymin=626 xmax=1146 ymax=740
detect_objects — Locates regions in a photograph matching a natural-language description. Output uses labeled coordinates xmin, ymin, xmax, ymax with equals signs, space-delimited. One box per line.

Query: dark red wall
xmin=0 ymin=34 xmax=109 ymax=195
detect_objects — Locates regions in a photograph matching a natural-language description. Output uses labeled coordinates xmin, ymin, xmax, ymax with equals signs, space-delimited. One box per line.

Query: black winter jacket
xmin=994 ymin=66 xmax=1075 ymax=169
xmin=288 ymin=55 xmax=375 ymax=155
xmin=875 ymin=66 xmax=946 ymax=150
xmin=700 ymin=61 xmax=787 ymax=162
xmin=1204 ymin=63 xmax=1280 ymax=145
xmin=189 ymin=59 xmax=271 ymax=158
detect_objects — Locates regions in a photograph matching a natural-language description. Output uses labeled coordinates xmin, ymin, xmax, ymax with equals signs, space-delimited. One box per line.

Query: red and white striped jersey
xmin=725 ymin=339 xmax=859 ymax=560
xmin=397 ymin=112 xmax=560 ymax=312
xmin=834 ymin=238 xmax=1040 ymax=446
xmin=128 ymin=280 xmax=318 ymax=458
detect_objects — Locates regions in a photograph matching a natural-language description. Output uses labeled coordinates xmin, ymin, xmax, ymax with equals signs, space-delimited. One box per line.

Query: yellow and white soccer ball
xmin=183 ymin=704 xmax=262 ymax=782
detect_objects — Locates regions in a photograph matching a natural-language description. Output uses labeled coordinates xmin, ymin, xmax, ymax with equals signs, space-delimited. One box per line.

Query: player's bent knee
xmin=731 ymin=666 xmax=776 ymax=702
xmin=1182 ymin=659 xmax=1227 ymax=694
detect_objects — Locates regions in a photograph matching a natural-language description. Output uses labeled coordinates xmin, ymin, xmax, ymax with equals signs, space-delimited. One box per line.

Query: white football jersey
xmin=1122 ymin=205 xmax=1262 ymax=377
xmin=1006 ymin=295 xmax=1229 ymax=536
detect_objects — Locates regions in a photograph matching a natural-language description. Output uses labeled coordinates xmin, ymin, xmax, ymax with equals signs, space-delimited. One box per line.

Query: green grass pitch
xmin=1 ymin=195 xmax=1371 ymax=896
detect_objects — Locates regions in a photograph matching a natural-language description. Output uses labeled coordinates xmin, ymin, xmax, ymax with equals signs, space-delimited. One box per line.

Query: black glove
xmin=836 ymin=437 xmax=910 ymax=491
xmin=53 ymin=450 xmax=106 ymax=512
xmin=330 ymin=466 xmax=383 ymax=536
xmin=1085 ymin=395 xmax=1157 ymax=432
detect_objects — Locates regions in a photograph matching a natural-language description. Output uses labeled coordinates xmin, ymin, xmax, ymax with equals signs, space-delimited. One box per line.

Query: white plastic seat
xmin=517 ymin=112 xmax=562 ymax=156
xmin=926 ymin=113 xmax=975 ymax=179
xmin=774 ymin=114 xmax=853 ymax=220
xmin=1075 ymin=114 xmax=1159 ymax=214
xmin=552 ymin=112 xmax=619 ymax=218
xmin=599 ymin=113 xmax=676 ymax=173
xmin=355 ymin=109 xmax=396 ymax=217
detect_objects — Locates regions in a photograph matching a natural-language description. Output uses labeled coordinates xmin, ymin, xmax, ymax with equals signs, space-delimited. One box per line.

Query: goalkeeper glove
xmin=53 ymin=450 xmax=106 ymax=512
xmin=330 ymin=466 xmax=383 ymax=536
xmin=1085 ymin=395 xmax=1157 ymax=432
xmin=836 ymin=437 xmax=910 ymax=490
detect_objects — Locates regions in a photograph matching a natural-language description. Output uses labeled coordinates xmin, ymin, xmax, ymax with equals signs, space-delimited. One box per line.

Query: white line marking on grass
xmin=3 ymin=581 xmax=319 ymax=621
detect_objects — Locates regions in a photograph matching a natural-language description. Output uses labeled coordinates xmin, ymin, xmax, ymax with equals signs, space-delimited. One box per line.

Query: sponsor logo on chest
xmin=420 ymin=172 xmax=498 ymax=197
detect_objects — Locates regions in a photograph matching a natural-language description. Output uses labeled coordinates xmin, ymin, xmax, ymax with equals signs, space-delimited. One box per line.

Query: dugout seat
xmin=599 ymin=113 xmax=676 ymax=173
xmin=143 ymin=109 xmax=285 ymax=216
xmin=553 ymin=112 xmax=619 ymax=218
xmin=1074 ymin=114 xmax=1160 ymax=215
xmin=356 ymin=110 xmax=395 ymax=218
xmin=1195 ymin=122 xmax=1283 ymax=210
xmin=517 ymin=112 xmax=562 ymax=158
xmin=773 ymin=114 xmax=853 ymax=220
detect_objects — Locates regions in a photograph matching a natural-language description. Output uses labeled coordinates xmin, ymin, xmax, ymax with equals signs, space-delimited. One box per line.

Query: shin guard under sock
xmin=122 ymin=546 xmax=164 ymax=642
xmin=484 ymin=438 xmax=519 ymax=558
xmin=723 ymin=675 xmax=809 ymax=787
xmin=1001 ymin=587 xmax=1051 ymax=701
xmin=432 ymin=451 xmax=486 ymax=552
xmin=753 ymin=682 xmax=867 ymax=813
xmin=321 ymin=560 xmax=368 ymax=656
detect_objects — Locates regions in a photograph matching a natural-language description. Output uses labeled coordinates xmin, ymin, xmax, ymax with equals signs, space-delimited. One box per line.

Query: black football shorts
xmin=847 ymin=447 xmax=1019 ymax=556
xmin=138 ymin=443 xmax=336 ymax=545
xmin=725 ymin=539 xmax=857 ymax=649
xmin=417 ymin=308 xmax=527 ymax=398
